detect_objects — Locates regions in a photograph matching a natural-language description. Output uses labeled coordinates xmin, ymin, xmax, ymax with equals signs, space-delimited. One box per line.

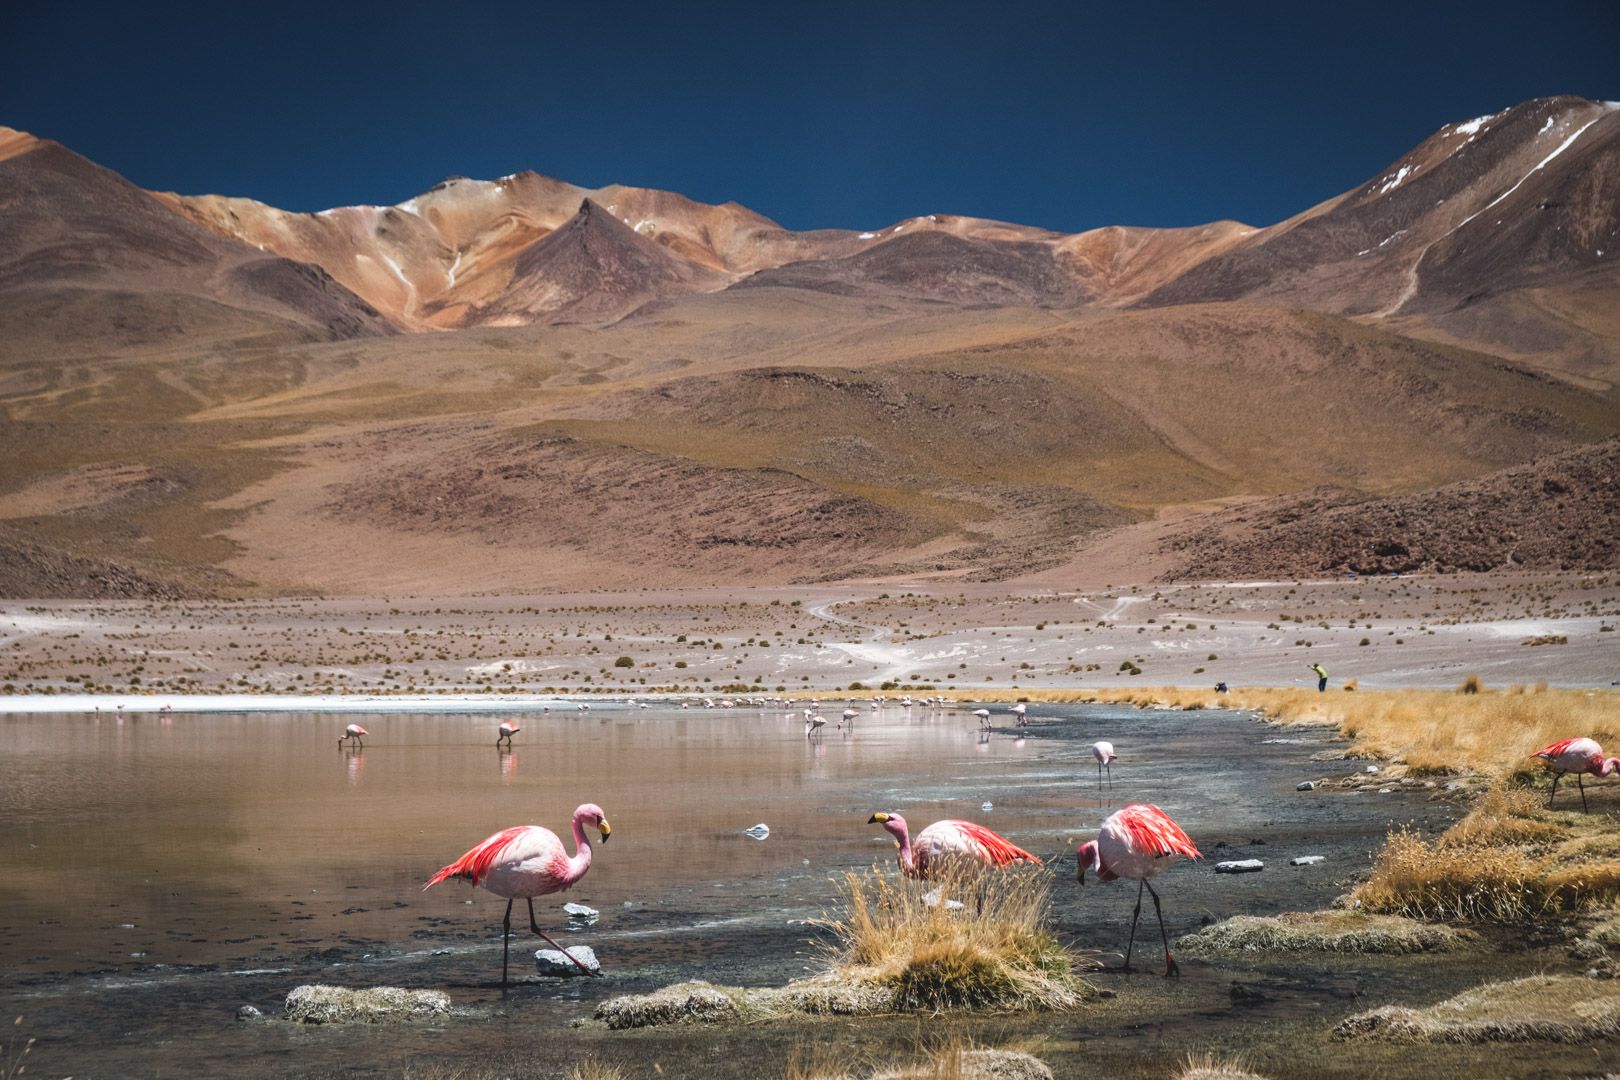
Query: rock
xmin=1365 ymin=765 xmax=1380 ymax=774
xmin=743 ymin=823 xmax=770 ymax=840
xmin=563 ymin=902 xmax=599 ymax=919
xmin=535 ymin=945 xmax=600 ymax=977
xmin=1290 ymin=855 xmax=1326 ymax=866
xmin=981 ymin=802 xmax=993 ymax=811
xmin=1215 ymin=859 xmax=1265 ymax=874
xmin=1296 ymin=781 xmax=1316 ymax=791
xmin=1229 ymin=980 xmax=1269 ymax=1006
xmin=284 ymin=985 xmax=451 ymax=1024
xmin=922 ymin=887 xmax=966 ymax=911
xmin=236 ymin=1005 xmax=263 ymax=1021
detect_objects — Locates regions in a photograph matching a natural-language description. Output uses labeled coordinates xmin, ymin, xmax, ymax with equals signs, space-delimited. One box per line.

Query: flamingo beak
xmin=868 ymin=813 xmax=889 ymax=824
xmin=598 ymin=821 xmax=612 ymax=844
xmin=1076 ymin=863 xmax=1087 ymax=885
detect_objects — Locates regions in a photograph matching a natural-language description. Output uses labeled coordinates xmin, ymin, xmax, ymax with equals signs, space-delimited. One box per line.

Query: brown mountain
xmin=2 ymin=98 xmax=1618 ymax=596
xmin=0 ymin=129 xmax=392 ymax=355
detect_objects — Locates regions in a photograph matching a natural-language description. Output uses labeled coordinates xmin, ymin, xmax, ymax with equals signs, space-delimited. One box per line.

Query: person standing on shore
xmin=1310 ymin=662 xmax=1328 ymax=692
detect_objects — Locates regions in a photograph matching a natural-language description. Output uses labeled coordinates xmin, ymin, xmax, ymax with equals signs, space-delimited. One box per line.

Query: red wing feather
xmin=952 ymin=820 xmax=1043 ymax=867
xmin=1533 ymin=738 xmax=1582 ymax=759
xmin=423 ymin=825 xmax=529 ymax=890
xmin=1119 ymin=804 xmax=1201 ymax=860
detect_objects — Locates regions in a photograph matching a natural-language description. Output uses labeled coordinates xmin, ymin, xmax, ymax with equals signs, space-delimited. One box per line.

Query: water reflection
xmin=344 ymin=748 xmax=365 ymax=785
xmin=499 ymin=748 xmax=518 ymax=782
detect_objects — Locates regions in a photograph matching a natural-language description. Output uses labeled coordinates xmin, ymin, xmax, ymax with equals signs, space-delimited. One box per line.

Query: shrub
xmin=613 ymin=656 xmax=634 ymax=668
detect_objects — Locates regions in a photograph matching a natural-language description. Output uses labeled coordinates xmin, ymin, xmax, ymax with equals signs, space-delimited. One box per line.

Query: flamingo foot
xmin=1164 ymin=954 xmax=1181 ymax=978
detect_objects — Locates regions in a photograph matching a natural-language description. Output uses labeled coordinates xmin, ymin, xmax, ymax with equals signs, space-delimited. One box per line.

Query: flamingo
xmin=1075 ymin=803 xmax=1201 ymax=976
xmin=1531 ymin=738 xmax=1620 ymax=812
xmin=867 ymin=812 xmax=1042 ymax=879
xmin=972 ymin=708 xmax=991 ymax=728
xmin=339 ymin=723 xmax=368 ymax=748
xmin=1010 ymin=703 xmax=1028 ymax=725
xmin=806 ymin=714 xmax=827 ymax=738
xmin=424 ymin=803 xmax=611 ymax=984
xmin=1091 ymin=740 xmax=1117 ymax=786
xmin=497 ymin=721 xmax=520 ymax=748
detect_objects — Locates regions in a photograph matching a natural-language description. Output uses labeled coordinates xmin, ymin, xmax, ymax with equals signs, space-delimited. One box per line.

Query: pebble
xmin=1214 ymin=859 xmax=1265 ymax=874
xmin=922 ymin=888 xmax=966 ymax=911
xmin=563 ymin=902 xmax=598 ymax=919
xmin=743 ymin=823 xmax=770 ymax=840
xmin=1365 ymin=765 xmax=1380 ymax=774
xmin=1296 ymin=781 xmax=1316 ymax=791
xmin=981 ymin=802 xmax=993 ymax=811
xmin=1290 ymin=855 xmax=1325 ymax=866
xmin=535 ymin=945 xmax=601 ymax=977
xmin=236 ymin=1005 xmax=263 ymax=1021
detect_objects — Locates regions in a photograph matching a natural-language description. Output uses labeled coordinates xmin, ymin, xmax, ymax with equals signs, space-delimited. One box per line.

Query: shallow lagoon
xmin=4 ymin=702 xmax=1537 ymax=1077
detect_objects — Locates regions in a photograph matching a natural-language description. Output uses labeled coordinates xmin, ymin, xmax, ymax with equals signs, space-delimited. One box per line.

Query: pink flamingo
xmin=867 ymin=812 xmax=1042 ymax=879
xmin=339 ymin=723 xmax=368 ymax=748
xmin=424 ymin=803 xmax=611 ymax=984
xmin=1076 ymin=803 xmax=1201 ymax=976
xmin=1091 ymin=740 xmax=1117 ymax=787
xmin=497 ymin=721 xmax=520 ymax=748
xmin=1531 ymin=738 xmax=1620 ymax=812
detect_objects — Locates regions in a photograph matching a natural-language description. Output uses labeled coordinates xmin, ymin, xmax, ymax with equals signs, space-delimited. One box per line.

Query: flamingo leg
xmin=1578 ymin=773 xmax=1588 ymax=814
xmin=1107 ymin=762 xmax=1113 ymax=788
xmin=1146 ymin=879 xmax=1179 ymax=977
xmin=1122 ymin=877 xmax=1144 ymax=973
xmin=502 ymin=898 xmax=513 ymax=987
xmin=1097 ymin=761 xmax=1103 ymax=788
xmin=1548 ymin=772 xmax=1561 ymax=808
xmin=529 ymin=899 xmax=599 ymax=976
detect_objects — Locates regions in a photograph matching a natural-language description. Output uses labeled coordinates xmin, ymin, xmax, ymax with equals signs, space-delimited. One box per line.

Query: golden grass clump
xmin=1457 ymin=674 xmax=1483 ymax=694
xmin=567 ymin=1061 xmax=628 ymax=1080
xmin=788 ymin=1040 xmax=1054 ymax=1080
xmin=1335 ymin=974 xmax=1620 ymax=1043
xmin=823 ymin=863 xmax=1089 ymax=1013
xmin=1177 ymin=1054 xmax=1271 ymax=1080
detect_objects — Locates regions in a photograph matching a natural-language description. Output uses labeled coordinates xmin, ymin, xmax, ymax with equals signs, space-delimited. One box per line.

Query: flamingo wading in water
xmin=497 ymin=721 xmax=520 ymax=748
xmin=1531 ymin=738 xmax=1620 ymax=812
xmin=339 ymin=724 xmax=367 ymax=749
xmin=1091 ymin=741 xmax=1117 ymax=787
xmin=1076 ymin=803 xmax=1201 ymax=976
xmin=867 ymin=812 xmax=1042 ymax=879
xmin=424 ymin=803 xmax=611 ymax=984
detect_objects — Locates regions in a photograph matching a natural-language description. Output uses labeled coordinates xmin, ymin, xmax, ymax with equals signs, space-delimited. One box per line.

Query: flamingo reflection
xmin=345 ymin=750 xmax=365 ymax=786
xmin=500 ymin=748 xmax=519 ymax=782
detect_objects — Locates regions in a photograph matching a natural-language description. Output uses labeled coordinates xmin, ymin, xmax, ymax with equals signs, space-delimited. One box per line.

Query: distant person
xmin=1214 ymin=681 xmax=1228 ymax=693
xmin=1310 ymin=663 xmax=1328 ymax=693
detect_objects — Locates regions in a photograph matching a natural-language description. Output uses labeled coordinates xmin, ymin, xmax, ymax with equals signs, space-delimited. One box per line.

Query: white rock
xmin=1296 ymin=781 xmax=1316 ymax=791
xmin=981 ymin=802 xmax=993 ymax=811
xmin=1214 ymin=859 xmax=1265 ymax=874
xmin=535 ymin=945 xmax=600 ymax=977
xmin=922 ymin=888 xmax=966 ymax=911
xmin=1290 ymin=855 xmax=1325 ymax=866
xmin=743 ymin=823 xmax=770 ymax=840
xmin=563 ymin=902 xmax=598 ymax=919
xmin=1365 ymin=765 xmax=1380 ymax=774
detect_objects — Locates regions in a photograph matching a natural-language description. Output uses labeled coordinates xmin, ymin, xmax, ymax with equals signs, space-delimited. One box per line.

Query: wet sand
xmin=8 ymin=700 xmax=1610 ymax=1077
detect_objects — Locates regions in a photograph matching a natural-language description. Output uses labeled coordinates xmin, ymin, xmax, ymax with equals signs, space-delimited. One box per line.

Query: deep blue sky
xmin=5 ymin=1 xmax=1615 ymax=231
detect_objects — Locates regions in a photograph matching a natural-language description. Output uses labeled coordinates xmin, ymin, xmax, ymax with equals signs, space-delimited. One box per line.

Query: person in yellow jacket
xmin=1310 ymin=662 xmax=1328 ymax=692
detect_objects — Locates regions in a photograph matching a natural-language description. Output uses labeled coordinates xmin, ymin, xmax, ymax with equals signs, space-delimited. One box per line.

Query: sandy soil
xmin=3 ymin=571 xmax=1615 ymax=704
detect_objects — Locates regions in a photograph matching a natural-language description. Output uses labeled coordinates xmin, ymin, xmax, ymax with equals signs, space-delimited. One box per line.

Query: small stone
xmin=1290 ymin=855 xmax=1325 ymax=866
xmin=563 ymin=902 xmax=599 ymax=919
xmin=1365 ymin=765 xmax=1380 ymax=774
xmin=236 ymin=1005 xmax=263 ymax=1021
xmin=743 ymin=823 xmax=770 ymax=840
xmin=981 ymin=802 xmax=993 ymax=811
xmin=922 ymin=888 xmax=966 ymax=911
xmin=1296 ymin=781 xmax=1316 ymax=791
xmin=1214 ymin=859 xmax=1265 ymax=874
xmin=535 ymin=945 xmax=601 ymax=977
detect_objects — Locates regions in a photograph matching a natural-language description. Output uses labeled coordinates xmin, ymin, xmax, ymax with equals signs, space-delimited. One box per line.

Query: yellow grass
xmin=1007 ymin=686 xmax=1620 ymax=925
xmin=820 ymin=863 xmax=1090 ymax=1013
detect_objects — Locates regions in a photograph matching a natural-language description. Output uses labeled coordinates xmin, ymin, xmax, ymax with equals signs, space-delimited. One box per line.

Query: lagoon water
xmin=1 ymin=703 xmax=1458 ymax=1076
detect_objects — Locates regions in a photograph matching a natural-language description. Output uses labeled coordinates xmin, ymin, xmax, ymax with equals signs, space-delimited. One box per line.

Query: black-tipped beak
xmin=1076 ymin=864 xmax=1086 ymax=885
xmin=598 ymin=822 xmax=611 ymax=844
xmin=868 ymin=813 xmax=887 ymax=824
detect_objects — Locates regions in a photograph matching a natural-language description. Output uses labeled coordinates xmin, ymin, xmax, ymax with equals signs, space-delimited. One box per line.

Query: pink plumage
xmin=869 ymin=812 xmax=1041 ymax=880
xmin=425 ymin=803 xmax=611 ymax=982
xmin=1076 ymin=804 xmax=1201 ymax=976
xmin=1532 ymin=737 xmax=1620 ymax=811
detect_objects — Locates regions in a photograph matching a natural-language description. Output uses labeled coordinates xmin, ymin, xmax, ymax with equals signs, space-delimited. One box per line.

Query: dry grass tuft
xmin=821 ymin=863 xmax=1090 ymax=1013
xmin=788 ymin=1039 xmax=1053 ymax=1080
xmin=1177 ymin=1053 xmax=1271 ymax=1080
xmin=567 ymin=1060 xmax=628 ymax=1080
xmin=1458 ymin=674 xmax=1483 ymax=694
xmin=1177 ymin=910 xmax=1467 ymax=955
xmin=1335 ymin=974 xmax=1620 ymax=1043
xmin=1588 ymin=907 xmax=1620 ymax=947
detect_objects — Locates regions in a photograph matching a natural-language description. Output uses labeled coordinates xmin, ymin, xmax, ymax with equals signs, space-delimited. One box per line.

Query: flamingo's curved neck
xmin=1601 ymin=757 xmax=1620 ymax=777
xmin=884 ymin=818 xmax=914 ymax=874
xmin=566 ymin=813 xmax=595 ymax=885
